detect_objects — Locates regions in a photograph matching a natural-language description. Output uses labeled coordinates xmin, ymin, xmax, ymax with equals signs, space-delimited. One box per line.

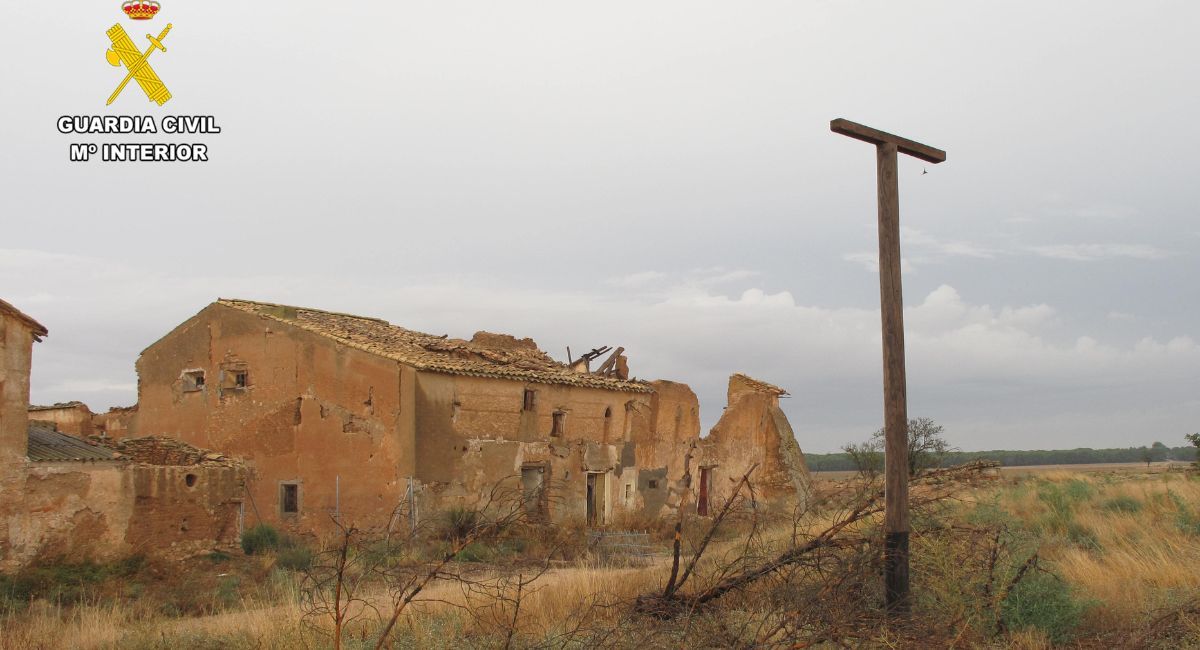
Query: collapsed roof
xmin=216 ymin=299 xmax=652 ymax=393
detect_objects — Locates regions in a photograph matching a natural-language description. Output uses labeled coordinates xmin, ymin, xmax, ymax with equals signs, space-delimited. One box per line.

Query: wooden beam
xmin=830 ymin=118 xmax=946 ymax=164
xmin=832 ymin=118 xmax=946 ymax=615
xmin=876 ymin=142 xmax=911 ymax=612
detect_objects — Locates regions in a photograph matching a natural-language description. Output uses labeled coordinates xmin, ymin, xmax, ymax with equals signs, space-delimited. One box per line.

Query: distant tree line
xmin=808 ymin=440 xmax=1194 ymax=473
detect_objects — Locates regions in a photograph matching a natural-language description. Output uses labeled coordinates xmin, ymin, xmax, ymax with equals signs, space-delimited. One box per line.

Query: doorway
xmin=698 ymin=467 xmax=712 ymax=516
xmin=586 ymin=472 xmax=607 ymax=526
xmin=521 ymin=464 xmax=547 ymax=521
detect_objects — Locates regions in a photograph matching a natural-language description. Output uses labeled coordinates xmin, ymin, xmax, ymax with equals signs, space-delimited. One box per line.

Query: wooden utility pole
xmin=830 ymin=118 xmax=945 ymax=613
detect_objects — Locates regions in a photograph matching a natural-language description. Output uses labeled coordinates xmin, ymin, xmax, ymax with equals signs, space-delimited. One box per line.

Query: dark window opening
xmin=648 ymin=479 xmax=659 ymax=490
xmin=184 ymin=473 xmax=197 ymax=488
xmin=234 ymin=371 xmax=248 ymax=388
xmin=183 ymin=370 xmax=205 ymax=391
xmin=281 ymin=483 xmax=299 ymax=514
xmin=551 ymin=411 xmax=565 ymax=437
xmin=523 ymin=389 xmax=536 ymax=412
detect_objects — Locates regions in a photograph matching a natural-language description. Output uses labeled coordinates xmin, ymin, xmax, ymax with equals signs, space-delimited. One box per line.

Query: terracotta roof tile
xmin=216 ymin=299 xmax=652 ymax=393
xmin=731 ymin=373 xmax=789 ymax=396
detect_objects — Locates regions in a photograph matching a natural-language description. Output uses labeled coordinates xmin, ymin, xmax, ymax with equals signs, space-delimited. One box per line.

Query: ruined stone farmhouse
xmin=0 ymin=299 xmax=245 ymax=571
xmin=0 ymin=295 xmax=810 ymax=567
xmin=134 ymin=299 xmax=811 ymax=532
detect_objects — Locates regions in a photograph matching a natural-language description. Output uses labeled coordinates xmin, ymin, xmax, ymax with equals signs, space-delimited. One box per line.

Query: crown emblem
xmin=122 ymin=1 xmax=160 ymax=20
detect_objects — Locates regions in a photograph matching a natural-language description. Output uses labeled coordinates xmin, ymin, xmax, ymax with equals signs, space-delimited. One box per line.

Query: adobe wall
xmin=2 ymin=457 xmax=245 ymax=571
xmin=0 ymin=310 xmax=35 ymax=463
xmin=413 ymin=372 xmax=663 ymax=524
xmin=4 ymin=462 xmax=133 ymax=570
xmin=94 ymin=405 xmax=138 ymax=438
xmin=125 ymin=464 xmax=244 ymax=559
xmin=28 ymin=403 xmax=95 ymax=438
xmin=697 ymin=378 xmax=811 ymax=513
xmin=136 ymin=304 xmax=415 ymax=533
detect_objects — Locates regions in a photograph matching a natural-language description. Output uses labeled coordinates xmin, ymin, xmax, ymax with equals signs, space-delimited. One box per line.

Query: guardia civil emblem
xmin=105 ymin=2 xmax=173 ymax=106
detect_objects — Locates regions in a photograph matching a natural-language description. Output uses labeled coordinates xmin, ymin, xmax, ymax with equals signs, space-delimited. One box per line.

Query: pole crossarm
xmin=830 ymin=118 xmax=946 ymax=164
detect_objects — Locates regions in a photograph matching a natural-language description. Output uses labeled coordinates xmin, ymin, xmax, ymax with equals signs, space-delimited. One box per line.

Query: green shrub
xmin=276 ymin=545 xmax=314 ymax=571
xmin=214 ymin=575 xmax=241 ymax=609
xmin=207 ymin=550 xmax=231 ymax=563
xmin=1101 ymin=495 xmax=1142 ymax=513
xmin=1063 ymin=479 xmax=1094 ymax=501
xmin=439 ymin=506 xmax=480 ymax=542
xmin=1065 ymin=522 xmax=1100 ymax=550
xmin=1002 ymin=571 xmax=1092 ymax=644
xmin=0 ymin=556 xmax=144 ymax=607
xmin=1166 ymin=491 xmax=1200 ymax=535
xmin=455 ymin=542 xmax=494 ymax=563
xmin=241 ymin=524 xmax=281 ymax=555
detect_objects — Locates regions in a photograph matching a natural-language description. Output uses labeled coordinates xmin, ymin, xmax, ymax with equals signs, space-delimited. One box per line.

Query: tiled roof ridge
xmin=215 ymin=298 xmax=653 ymax=393
xmin=217 ymin=298 xmax=389 ymax=324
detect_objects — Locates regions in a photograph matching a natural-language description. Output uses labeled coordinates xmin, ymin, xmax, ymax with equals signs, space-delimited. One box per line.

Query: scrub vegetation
xmin=3 ymin=466 xmax=1200 ymax=648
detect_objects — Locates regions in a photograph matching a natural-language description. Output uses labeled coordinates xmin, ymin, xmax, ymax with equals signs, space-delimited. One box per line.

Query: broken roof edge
xmin=215 ymin=298 xmax=654 ymax=393
xmin=731 ymin=372 xmax=789 ymax=397
xmin=413 ymin=364 xmax=655 ymax=393
xmin=29 ymin=401 xmax=91 ymax=412
xmin=216 ymin=297 xmax=389 ymax=324
xmin=0 ymin=298 xmax=49 ymax=341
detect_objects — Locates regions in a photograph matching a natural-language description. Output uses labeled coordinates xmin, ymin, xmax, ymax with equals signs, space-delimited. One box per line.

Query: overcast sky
xmin=2 ymin=2 xmax=1197 ymax=453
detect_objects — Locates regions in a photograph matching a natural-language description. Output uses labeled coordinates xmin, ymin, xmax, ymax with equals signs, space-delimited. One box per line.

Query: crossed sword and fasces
xmin=105 ymin=23 xmax=173 ymax=105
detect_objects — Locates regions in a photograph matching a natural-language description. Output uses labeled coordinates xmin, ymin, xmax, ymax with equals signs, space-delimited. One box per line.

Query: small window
xmin=648 ymin=479 xmax=659 ymax=490
xmin=551 ymin=411 xmax=565 ymax=437
xmin=624 ymin=483 xmax=632 ymax=505
xmin=523 ymin=389 xmax=536 ymax=412
xmin=234 ymin=371 xmax=248 ymax=388
xmin=185 ymin=473 xmax=197 ymax=488
xmin=280 ymin=483 xmax=299 ymax=515
xmin=183 ymin=370 xmax=205 ymax=392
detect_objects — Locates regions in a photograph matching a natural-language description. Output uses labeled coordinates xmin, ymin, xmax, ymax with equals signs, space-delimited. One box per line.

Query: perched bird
xmin=922 ymin=168 xmax=929 ymax=175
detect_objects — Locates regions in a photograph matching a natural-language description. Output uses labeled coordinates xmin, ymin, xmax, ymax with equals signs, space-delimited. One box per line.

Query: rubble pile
xmin=89 ymin=435 xmax=241 ymax=467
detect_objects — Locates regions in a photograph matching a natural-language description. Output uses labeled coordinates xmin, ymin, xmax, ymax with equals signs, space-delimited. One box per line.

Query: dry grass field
xmin=4 ymin=466 xmax=1200 ymax=648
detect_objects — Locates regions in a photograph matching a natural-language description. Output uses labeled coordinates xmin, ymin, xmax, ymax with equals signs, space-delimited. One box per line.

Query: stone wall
xmin=94 ymin=405 xmax=138 ymax=438
xmin=0 ymin=309 xmax=37 ymax=463
xmin=1 ymin=438 xmax=246 ymax=571
xmin=28 ymin=402 xmax=95 ymax=438
xmin=135 ymin=303 xmax=412 ymax=534
xmin=412 ymin=371 xmax=655 ymax=525
xmin=697 ymin=376 xmax=811 ymax=513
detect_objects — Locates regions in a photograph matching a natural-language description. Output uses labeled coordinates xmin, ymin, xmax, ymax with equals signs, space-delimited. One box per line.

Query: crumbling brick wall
xmin=696 ymin=375 xmax=811 ymax=513
xmin=2 ymin=438 xmax=246 ymax=570
xmin=28 ymin=402 xmax=95 ymax=438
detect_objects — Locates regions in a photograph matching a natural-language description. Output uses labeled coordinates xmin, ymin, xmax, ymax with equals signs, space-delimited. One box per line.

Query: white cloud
xmin=1027 ymin=243 xmax=1172 ymax=261
xmin=5 ymin=249 xmax=1198 ymax=453
xmin=902 ymin=227 xmax=998 ymax=259
xmin=605 ymin=271 xmax=667 ymax=288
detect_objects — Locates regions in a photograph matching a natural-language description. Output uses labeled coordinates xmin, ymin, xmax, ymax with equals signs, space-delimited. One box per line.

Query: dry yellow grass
xmin=980 ymin=470 xmax=1200 ymax=632
xmin=4 ymin=468 xmax=1199 ymax=648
